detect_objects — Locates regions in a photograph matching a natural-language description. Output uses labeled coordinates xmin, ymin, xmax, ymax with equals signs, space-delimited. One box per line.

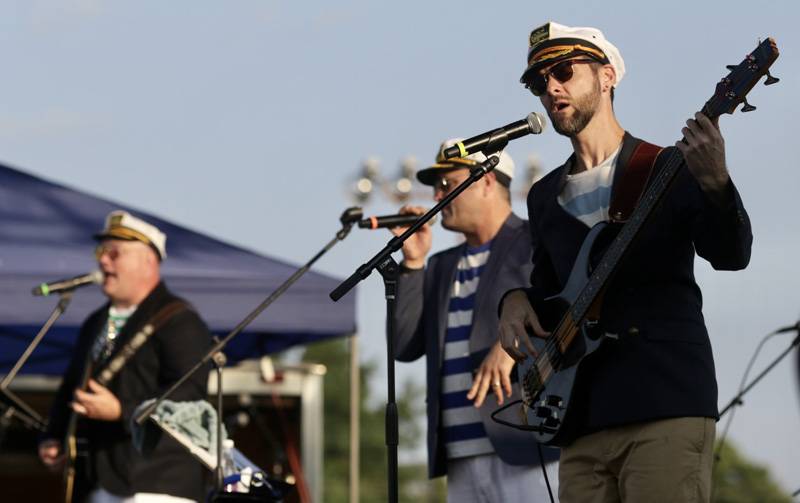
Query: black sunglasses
xmin=524 ymin=58 xmax=598 ymax=97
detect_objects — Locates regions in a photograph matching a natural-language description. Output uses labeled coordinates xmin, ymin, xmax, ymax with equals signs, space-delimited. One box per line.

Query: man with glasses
xmin=498 ymin=22 xmax=752 ymax=502
xmin=391 ymin=140 xmax=558 ymax=502
xmin=38 ymin=210 xmax=212 ymax=502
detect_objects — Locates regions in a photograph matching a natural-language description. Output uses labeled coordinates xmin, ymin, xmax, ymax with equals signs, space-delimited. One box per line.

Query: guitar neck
xmin=568 ymin=146 xmax=685 ymax=323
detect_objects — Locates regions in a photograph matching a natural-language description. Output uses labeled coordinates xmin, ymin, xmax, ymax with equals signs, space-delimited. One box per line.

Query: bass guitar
xmin=514 ymin=38 xmax=779 ymax=446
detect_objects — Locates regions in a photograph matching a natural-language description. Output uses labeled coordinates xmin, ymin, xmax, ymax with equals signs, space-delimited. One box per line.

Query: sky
xmin=0 ymin=0 xmax=798 ymax=493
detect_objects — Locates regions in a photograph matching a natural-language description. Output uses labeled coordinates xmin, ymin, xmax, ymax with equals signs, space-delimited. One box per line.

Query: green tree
xmin=302 ymin=337 xmax=445 ymax=502
xmin=712 ymin=441 xmax=791 ymax=503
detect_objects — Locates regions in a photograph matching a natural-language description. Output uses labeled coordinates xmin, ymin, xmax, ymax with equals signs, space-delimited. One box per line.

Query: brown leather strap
xmin=609 ymin=141 xmax=663 ymax=223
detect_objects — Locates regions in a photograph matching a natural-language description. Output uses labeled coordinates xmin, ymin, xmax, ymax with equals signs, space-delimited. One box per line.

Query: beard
xmin=549 ymin=81 xmax=601 ymax=137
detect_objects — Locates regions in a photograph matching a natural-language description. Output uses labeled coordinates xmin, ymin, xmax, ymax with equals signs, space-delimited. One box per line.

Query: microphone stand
xmin=134 ymin=208 xmax=361 ymax=499
xmin=330 ymin=149 xmax=505 ymax=503
xmin=0 ymin=291 xmax=74 ymax=442
xmin=719 ymin=326 xmax=800 ymax=417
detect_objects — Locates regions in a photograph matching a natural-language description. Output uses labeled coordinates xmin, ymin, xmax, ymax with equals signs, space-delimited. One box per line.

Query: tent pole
xmin=349 ymin=334 xmax=360 ymax=503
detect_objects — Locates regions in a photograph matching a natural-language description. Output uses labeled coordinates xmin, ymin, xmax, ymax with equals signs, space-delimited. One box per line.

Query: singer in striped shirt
xmin=392 ymin=139 xmax=558 ymax=503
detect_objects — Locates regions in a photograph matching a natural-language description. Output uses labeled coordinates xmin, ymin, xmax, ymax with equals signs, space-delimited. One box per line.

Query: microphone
xmin=32 ymin=270 xmax=104 ymax=297
xmin=358 ymin=214 xmax=437 ymax=230
xmin=442 ymin=112 xmax=547 ymax=159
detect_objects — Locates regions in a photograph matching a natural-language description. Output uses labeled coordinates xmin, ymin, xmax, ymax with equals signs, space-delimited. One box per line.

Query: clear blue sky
xmin=1 ymin=0 xmax=797 ymax=492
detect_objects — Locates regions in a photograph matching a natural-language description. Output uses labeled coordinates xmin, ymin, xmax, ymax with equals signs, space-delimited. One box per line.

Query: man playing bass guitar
xmin=499 ymin=22 xmax=756 ymax=503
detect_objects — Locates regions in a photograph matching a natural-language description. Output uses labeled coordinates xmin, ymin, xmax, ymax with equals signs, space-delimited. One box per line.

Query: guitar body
xmin=63 ymin=427 xmax=93 ymax=503
xmin=63 ymin=362 xmax=95 ymax=503
xmin=516 ymin=222 xmax=610 ymax=446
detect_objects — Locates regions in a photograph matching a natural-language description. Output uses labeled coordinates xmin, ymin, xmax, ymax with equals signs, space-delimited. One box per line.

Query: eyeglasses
xmin=94 ymin=245 xmax=124 ymax=261
xmin=523 ymin=58 xmax=598 ymax=97
xmin=433 ymin=174 xmax=468 ymax=195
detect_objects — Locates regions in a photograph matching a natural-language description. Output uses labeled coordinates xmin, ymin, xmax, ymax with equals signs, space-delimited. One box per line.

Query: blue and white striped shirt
xmin=441 ymin=241 xmax=494 ymax=459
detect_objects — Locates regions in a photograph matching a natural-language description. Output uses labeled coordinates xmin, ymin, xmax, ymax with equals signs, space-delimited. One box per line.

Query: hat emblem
xmin=529 ymin=23 xmax=551 ymax=48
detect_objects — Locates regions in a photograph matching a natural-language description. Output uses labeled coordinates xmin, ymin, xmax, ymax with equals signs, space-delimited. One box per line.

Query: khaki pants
xmin=558 ymin=417 xmax=715 ymax=503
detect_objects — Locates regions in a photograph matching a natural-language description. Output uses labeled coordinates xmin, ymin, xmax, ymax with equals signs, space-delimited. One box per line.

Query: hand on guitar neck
xmin=71 ymin=379 xmax=122 ymax=421
xmin=676 ymin=111 xmax=732 ymax=207
xmin=498 ymin=289 xmax=551 ymax=362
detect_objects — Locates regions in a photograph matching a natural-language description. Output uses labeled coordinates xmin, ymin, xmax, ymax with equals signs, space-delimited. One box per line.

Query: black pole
xmin=212 ymin=349 xmax=227 ymax=494
xmin=0 ymin=290 xmax=75 ymax=434
xmin=135 ymin=210 xmax=359 ymax=426
xmin=376 ymin=257 xmax=400 ymax=502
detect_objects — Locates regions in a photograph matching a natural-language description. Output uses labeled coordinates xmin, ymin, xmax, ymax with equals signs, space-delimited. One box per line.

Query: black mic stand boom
xmin=0 ymin=291 xmax=76 ymax=442
xmin=134 ymin=208 xmax=360 ymax=500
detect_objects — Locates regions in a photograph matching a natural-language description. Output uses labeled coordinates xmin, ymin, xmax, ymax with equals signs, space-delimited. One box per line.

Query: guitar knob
xmin=764 ymin=72 xmax=779 ymax=85
xmin=543 ymin=416 xmax=561 ymax=429
xmin=546 ymin=395 xmax=564 ymax=408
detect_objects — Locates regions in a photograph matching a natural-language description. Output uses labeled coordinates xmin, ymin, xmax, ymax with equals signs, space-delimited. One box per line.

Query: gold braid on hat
xmin=529 ymin=43 xmax=606 ymax=67
xmin=104 ymin=226 xmax=155 ymax=247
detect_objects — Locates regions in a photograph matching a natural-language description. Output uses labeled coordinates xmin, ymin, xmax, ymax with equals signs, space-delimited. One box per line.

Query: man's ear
xmin=600 ymin=64 xmax=616 ymax=92
xmin=482 ymin=171 xmax=498 ymax=196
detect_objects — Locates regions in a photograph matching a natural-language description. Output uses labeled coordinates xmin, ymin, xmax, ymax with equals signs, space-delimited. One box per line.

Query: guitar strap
xmin=96 ymin=300 xmax=188 ymax=385
xmin=609 ymin=141 xmax=663 ymax=223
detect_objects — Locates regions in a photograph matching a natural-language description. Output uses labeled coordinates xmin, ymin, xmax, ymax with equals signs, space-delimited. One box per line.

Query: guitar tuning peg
xmin=764 ymin=72 xmax=780 ymax=85
xmin=741 ymin=99 xmax=757 ymax=113
xmin=726 ymin=65 xmax=737 ymax=71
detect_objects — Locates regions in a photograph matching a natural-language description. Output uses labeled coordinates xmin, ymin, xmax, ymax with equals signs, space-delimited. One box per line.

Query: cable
xmin=537 ymin=443 xmax=556 ymax=503
xmin=715 ymin=330 xmax=780 ymax=461
xmin=712 ymin=326 xmax=791 ymax=502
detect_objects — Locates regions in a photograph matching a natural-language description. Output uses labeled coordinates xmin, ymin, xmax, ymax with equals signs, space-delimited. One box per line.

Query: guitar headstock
xmin=703 ymin=37 xmax=779 ymax=119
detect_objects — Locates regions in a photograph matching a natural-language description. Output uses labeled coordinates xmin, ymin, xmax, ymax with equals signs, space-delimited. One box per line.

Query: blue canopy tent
xmin=0 ymin=164 xmax=357 ymax=376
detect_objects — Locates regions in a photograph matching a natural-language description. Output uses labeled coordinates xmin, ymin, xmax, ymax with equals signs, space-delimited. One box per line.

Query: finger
xmin=526 ymin=312 xmax=551 ymax=339
xmin=681 ymin=125 xmax=698 ymax=145
xmin=695 ymin=113 xmax=722 ymax=141
xmin=473 ymin=375 xmax=492 ymax=408
xmin=489 ymin=372 xmax=505 ymax=406
xmin=695 ymin=112 xmax=717 ymax=131
xmin=499 ymin=325 xmax=527 ymax=362
xmin=520 ymin=333 xmax=538 ymax=359
xmin=74 ymin=388 xmax=90 ymax=402
xmin=501 ymin=371 xmax=513 ymax=398
xmin=466 ymin=371 xmax=483 ymax=399
xmin=87 ymin=379 xmax=104 ymax=393
xmin=515 ymin=320 xmax=539 ymax=357
xmin=71 ymin=402 xmax=88 ymax=416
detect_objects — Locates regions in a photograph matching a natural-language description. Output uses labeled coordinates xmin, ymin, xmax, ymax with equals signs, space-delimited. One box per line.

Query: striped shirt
xmin=441 ymin=241 xmax=494 ymax=460
xmin=558 ymin=144 xmax=622 ymax=227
